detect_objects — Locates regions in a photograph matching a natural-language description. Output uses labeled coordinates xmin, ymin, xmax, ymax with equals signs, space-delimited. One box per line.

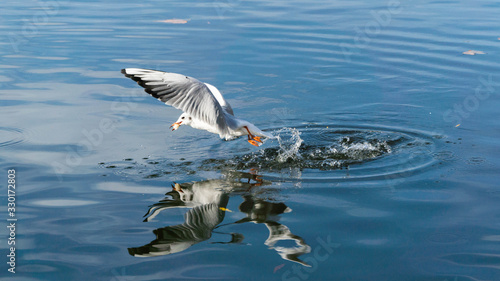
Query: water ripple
xmin=202 ymin=124 xmax=443 ymax=183
xmin=0 ymin=127 xmax=26 ymax=147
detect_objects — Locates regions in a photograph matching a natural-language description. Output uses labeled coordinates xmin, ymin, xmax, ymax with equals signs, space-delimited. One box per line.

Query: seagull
xmin=121 ymin=68 xmax=274 ymax=146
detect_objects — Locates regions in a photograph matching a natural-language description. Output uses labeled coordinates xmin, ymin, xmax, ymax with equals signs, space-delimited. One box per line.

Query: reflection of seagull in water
xmin=142 ymin=181 xmax=230 ymax=222
xmin=264 ymin=222 xmax=311 ymax=267
xmin=128 ymin=202 xmax=228 ymax=257
xmin=128 ymin=181 xmax=230 ymax=257
xmin=121 ymin=68 xmax=274 ymax=146
xmin=129 ymin=176 xmax=311 ymax=267
xmin=237 ymin=195 xmax=311 ymax=266
xmin=129 ymin=176 xmax=264 ymax=257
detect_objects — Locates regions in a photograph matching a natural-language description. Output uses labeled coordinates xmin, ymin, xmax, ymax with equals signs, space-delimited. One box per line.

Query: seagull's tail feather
xmin=259 ymin=130 xmax=275 ymax=139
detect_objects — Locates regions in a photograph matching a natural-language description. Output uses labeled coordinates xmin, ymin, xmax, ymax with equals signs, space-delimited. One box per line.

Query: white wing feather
xmin=122 ymin=68 xmax=233 ymax=137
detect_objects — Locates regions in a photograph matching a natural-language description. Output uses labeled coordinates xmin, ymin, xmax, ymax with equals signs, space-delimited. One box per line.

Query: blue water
xmin=1 ymin=0 xmax=500 ymax=280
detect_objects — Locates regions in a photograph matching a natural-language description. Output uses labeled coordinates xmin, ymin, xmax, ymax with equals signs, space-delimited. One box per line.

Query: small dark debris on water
xmin=145 ymin=173 xmax=161 ymax=179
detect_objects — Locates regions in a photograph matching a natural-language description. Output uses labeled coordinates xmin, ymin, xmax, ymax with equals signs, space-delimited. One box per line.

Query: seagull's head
xmin=170 ymin=113 xmax=192 ymax=131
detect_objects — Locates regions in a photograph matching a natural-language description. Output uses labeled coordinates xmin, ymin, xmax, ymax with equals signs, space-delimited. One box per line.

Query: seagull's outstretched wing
xmin=204 ymin=83 xmax=234 ymax=116
xmin=121 ymin=68 xmax=231 ymax=136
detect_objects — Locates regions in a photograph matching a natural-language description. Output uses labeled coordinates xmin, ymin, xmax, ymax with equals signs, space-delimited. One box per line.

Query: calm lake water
xmin=1 ymin=0 xmax=500 ymax=280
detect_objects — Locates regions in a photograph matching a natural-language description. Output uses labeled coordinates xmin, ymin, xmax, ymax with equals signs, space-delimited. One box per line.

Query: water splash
xmin=200 ymin=126 xmax=398 ymax=171
xmin=102 ymin=125 xmax=439 ymax=182
xmin=275 ymin=127 xmax=304 ymax=163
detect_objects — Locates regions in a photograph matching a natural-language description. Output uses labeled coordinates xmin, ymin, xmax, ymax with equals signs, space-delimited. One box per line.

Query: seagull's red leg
xmin=244 ymin=126 xmax=262 ymax=146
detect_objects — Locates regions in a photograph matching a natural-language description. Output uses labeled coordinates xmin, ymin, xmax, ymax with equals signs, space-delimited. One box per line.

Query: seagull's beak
xmin=170 ymin=121 xmax=182 ymax=131
xmin=172 ymin=182 xmax=183 ymax=193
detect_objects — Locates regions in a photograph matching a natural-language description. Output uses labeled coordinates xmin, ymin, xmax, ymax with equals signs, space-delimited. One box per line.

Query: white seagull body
xmin=121 ymin=68 xmax=273 ymax=146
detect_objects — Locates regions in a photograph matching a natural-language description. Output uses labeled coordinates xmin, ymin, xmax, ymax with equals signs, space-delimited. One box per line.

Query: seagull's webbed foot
xmin=244 ymin=126 xmax=263 ymax=147
xmin=248 ymin=139 xmax=260 ymax=147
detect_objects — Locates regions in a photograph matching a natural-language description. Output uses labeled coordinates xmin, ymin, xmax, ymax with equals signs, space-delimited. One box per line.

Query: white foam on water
xmin=340 ymin=141 xmax=392 ymax=160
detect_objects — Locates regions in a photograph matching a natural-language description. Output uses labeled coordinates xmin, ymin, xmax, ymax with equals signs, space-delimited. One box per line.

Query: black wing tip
xmin=136 ymin=79 xmax=146 ymax=86
xmin=121 ymin=68 xmax=161 ymax=74
xmin=121 ymin=68 xmax=137 ymax=80
xmin=121 ymin=68 xmax=138 ymax=79
xmin=121 ymin=69 xmax=164 ymax=99
xmin=145 ymin=88 xmax=161 ymax=99
xmin=121 ymin=69 xmax=144 ymax=83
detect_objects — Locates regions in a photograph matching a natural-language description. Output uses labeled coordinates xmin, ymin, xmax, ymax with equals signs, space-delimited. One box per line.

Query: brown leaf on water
xmin=463 ymin=50 xmax=485 ymax=55
xmin=156 ymin=19 xmax=188 ymax=24
xmin=273 ymin=264 xmax=285 ymax=273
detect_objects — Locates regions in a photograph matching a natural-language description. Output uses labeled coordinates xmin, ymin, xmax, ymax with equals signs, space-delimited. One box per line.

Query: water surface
xmin=1 ymin=0 xmax=500 ymax=280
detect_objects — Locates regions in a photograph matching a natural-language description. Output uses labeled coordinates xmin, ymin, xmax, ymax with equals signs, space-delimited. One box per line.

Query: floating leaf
xmin=463 ymin=50 xmax=485 ymax=55
xmin=219 ymin=207 xmax=232 ymax=212
xmin=156 ymin=19 xmax=188 ymax=24
xmin=273 ymin=264 xmax=285 ymax=273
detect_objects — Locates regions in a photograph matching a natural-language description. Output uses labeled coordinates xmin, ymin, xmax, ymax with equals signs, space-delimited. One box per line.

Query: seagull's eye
xmin=181 ymin=117 xmax=185 ymax=119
